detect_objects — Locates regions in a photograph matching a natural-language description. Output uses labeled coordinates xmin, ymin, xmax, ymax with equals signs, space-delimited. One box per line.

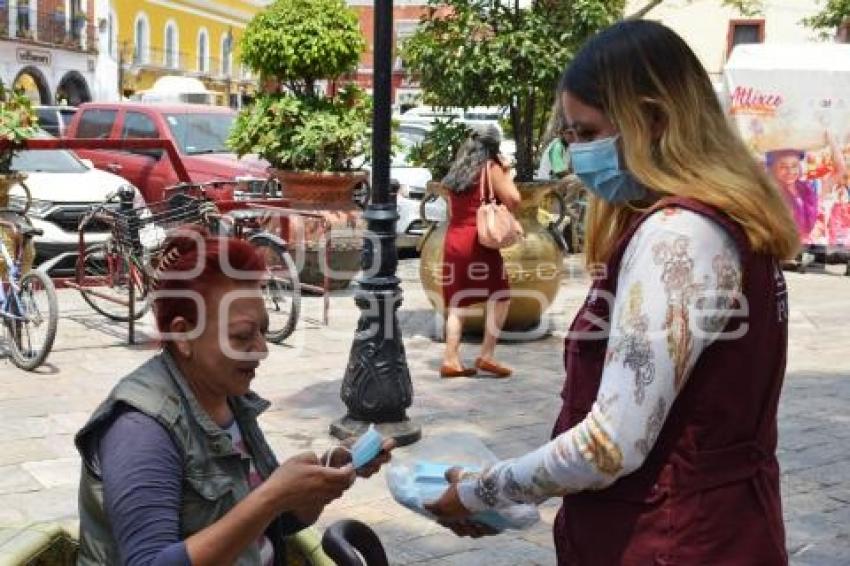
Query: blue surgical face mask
xmin=350 ymin=424 xmax=384 ymax=468
xmin=568 ymin=135 xmax=647 ymax=203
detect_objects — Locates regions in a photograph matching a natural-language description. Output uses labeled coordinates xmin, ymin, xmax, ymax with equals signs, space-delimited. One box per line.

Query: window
xmin=17 ymin=0 xmax=32 ymax=36
xmin=165 ymin=113 xmax=234 ymax=154
xmin=134 ymin=13 xmax=150 ymax=64
xmin=221 ymin=33 xmax=233 ymax=76
xmin=727 ymin=19 xmax=764 ymax=58
xmin=165 ymin=21 xmax=178 ymax=68
xmin=108 ymin=11 xmax=117 ymax=58
xmin=36 ymin=108 xmax=59 ymax=137
xmin=75 ymin=109 xmax=118 ymax=139
xmin=394 ymin=21 xmax=418 ymax=71
xmin=70 ymin=0 xmax=84 ymax=41
xmin=122 ymin=112 xmax=159 ymax=139
xmin=197 ymin=28 xmax=209 ymax=73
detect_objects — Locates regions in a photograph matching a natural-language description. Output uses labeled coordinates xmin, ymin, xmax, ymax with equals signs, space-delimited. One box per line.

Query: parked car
xmin=64 ymin=102 xmax=271 ymax=204
xmin=354 ymin=133 xmax=447 ymax=250
xmin=397 ymin=119 xmax=516 ymax=165
xmin=392 ymin=134 xmax=446 ymax=249
xmin=35 ymin=106 xmax=78 ymax=137
xmin=5 ymin=133 xmax=144 ymax=273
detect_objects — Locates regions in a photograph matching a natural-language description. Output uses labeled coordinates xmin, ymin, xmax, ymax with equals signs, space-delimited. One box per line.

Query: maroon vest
xmin=553 ymin=198 xmax=789 ymax=565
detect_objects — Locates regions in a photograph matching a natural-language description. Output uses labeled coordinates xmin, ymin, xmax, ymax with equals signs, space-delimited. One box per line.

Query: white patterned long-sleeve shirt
xmin=457 ymin=208 xmax=744 ymax=512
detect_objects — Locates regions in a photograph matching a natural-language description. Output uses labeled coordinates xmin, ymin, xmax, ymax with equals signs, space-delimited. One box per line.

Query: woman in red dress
xmin=439 ymin=128 xmax=521 ymax=378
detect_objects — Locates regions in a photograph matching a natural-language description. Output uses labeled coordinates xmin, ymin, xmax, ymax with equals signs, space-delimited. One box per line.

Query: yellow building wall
xmin=113 ymin=0 xmax=266 ymax=101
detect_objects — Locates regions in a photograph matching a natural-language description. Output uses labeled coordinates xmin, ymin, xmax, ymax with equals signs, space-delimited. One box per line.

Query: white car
xmin=7 ymin=144 xmax=143 ymax=274
xmin=392 ymin=134 xmax=446 ymax=250
xmin=357 ymin=134 xmax=447 ymax=251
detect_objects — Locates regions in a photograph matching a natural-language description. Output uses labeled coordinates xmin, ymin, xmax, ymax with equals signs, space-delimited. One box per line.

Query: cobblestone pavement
xmin=0 ymin=257 xmax=848 ymax=565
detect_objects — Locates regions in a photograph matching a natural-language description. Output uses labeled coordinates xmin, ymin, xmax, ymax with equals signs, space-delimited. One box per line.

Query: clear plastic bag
xmin=386 ymin=433 xmax=540 ymax=531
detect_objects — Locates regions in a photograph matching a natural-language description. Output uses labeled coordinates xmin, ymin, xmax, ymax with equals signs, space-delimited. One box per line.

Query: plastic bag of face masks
xmin=386 ymin=433 xmax=540 ymax=531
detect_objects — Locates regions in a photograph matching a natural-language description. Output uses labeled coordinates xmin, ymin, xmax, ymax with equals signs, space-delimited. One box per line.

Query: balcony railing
xmin=1 ymin=7 xmax=97 ymax=52
xmin=123 ymin=44 xmax=243 ymax=80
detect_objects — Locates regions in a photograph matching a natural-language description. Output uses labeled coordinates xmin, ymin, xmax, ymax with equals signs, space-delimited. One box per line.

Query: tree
xmin=232 ymin=0 xmax=371 ymax=172
xmin=240 ymin=0 xmax=365 ymax=96
xmin=403 ymin=0 xmax=763 ymax=182
xmin=802 ymin=0 xmax=850 ymax=39
xmin=403 ymin=0 xmax=622 ymax=181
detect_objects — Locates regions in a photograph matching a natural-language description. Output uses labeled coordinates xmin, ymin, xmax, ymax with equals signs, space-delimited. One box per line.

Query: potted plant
xmin=0 ymin=81 xmax=37 ymax=203
xmin=233 ymin=0 xmax=368 ymax=190
xmin=230 ymin=0 xmax=369 ymax=288
xmin=228 ymin=84 xmax=372 ymax=202
xmin=0 ymin=81 xmax=38 ymax=277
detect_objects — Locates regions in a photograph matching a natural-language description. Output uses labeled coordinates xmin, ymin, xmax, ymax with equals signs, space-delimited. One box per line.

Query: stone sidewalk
xmin=0 ymin=257 xmax=848 ymax=565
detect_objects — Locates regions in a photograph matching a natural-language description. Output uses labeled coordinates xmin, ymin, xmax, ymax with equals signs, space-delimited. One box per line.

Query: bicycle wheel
xmin=77 ymin=242 xmax=150 ymax=322
xmin=6 ymin=269 xmax=58 ymax=371
xmin=250 ymin=234 xmax=301 ymax=343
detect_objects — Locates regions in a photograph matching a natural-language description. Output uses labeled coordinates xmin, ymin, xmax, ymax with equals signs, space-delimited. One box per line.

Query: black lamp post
xmin=330 ymin=0 xmax=421 ymax=446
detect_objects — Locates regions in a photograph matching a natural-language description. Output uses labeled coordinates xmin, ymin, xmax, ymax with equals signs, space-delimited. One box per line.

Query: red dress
xmin=442 ymin=171 xmax=510 ymax=309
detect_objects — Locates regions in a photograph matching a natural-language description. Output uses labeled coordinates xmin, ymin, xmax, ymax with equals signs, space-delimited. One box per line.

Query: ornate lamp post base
xmin=330 ymin=417 xmax=421 ymax=447
xmin=330 ymin=205 xmax=421 ymax=447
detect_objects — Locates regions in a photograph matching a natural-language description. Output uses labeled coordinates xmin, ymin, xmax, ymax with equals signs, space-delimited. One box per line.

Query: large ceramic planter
xmin=419 ymin=180 xmax=566 ymax=333
xmin=0 ymin=173 xmax=35 ymax=278
xmin=272 ymin=169 xmax=368 ymax=291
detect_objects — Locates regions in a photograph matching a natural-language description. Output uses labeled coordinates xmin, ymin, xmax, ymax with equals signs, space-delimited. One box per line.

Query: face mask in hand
xmin=568 ymin=135 xmax=647 ymax=203
xmin=350 ymin=424 xmax=384 ymax=469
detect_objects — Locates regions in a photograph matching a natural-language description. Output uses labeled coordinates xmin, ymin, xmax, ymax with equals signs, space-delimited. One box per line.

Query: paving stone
xmin=0 ymin=262 xmax=847 ymax=563
xmin=0 ymin=465 xmax=41 ymax=496
xmin=21 ymin=458 xmax=81 ymax=489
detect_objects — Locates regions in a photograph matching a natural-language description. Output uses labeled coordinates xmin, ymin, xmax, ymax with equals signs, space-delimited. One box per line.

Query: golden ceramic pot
xmin=419 ymin=180 xmax=566 ymax=332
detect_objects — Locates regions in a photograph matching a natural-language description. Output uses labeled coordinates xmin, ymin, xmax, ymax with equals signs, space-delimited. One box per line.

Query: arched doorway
xmin=56 ymin=71 xmax=92 ymax=106
xmin=13 ymin=66 xmax=51 ymax=105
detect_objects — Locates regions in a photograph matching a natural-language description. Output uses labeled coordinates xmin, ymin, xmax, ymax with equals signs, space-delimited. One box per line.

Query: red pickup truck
xmin=65 ymin=102 xmax=272 ymax=203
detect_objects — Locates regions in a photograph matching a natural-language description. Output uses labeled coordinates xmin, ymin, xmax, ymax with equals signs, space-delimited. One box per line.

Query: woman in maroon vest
xmin=426 ymin=20 xmax=799 ymax=564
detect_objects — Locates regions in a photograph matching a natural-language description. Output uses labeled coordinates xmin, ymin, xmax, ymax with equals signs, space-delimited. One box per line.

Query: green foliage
xmin=802 ymin=0 xmax=850 ymax=38
xmin=228 ymin=86 xmax=371 ymax=172
xmin=240 ymin=0 xmax=365 ymax=94
xmin=0 ymin=81 xmax=38 ymax=173
xmin=403 ymin=0 xmax=622 ymax=181
xmin=407 ymin=118 xmax=472 ymax=181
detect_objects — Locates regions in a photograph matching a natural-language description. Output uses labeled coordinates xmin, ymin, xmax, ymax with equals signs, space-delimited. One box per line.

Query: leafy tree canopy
xmin=402 ymin=0 xmax=764 ymax=181
xmin=240 ymin=0 xmax=365 ymax=94
xmin=802 ymin=0 xmax=850 ymax=38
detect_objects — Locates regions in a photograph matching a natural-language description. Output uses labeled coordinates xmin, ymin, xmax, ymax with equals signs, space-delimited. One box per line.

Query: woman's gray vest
xmin=74 ymin=351 xmax=292 ymax=565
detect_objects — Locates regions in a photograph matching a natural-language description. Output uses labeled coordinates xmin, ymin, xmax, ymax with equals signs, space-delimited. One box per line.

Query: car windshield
xmin=11 ymin=147 xmax=87 ymax=174
xmin=165 ymin=112 xmax=235 ymax=155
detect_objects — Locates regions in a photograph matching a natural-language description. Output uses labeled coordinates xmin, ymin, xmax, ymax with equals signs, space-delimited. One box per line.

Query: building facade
xmin=345 ymin=0 xmax=427 ymax=105
xmin=108 ymin=0 xmax=268 ymax=106
xmin=0 ymin=0 xmax=98 ymax=105
xmin=624 ymin=0 xmax=836 ymax=82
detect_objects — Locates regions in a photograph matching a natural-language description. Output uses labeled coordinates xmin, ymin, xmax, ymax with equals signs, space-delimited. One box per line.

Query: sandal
xmin=440 ymin=364 xmax=477 ymax=378
xmin=475 ymin=357 xmax=512 ymax=378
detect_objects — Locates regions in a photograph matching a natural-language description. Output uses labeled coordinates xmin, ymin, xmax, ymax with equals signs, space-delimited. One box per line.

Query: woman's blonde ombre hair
xmin=561 ymin=20 xmax=799 ymax=265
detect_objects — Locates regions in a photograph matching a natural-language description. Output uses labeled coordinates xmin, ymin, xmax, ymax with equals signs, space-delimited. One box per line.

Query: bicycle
xmin=74 ymin=182 xmax=301 ymax=344
xmin=0 ymin=188 xmax=58 ymax=371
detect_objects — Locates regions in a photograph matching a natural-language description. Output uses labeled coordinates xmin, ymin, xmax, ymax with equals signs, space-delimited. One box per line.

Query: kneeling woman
xmin=75 ymin=227 xmax=391 ymax=566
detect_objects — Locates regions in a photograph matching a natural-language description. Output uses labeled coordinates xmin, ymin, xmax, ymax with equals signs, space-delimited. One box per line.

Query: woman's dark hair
xmin=442 ymin=125 xmax=502 ymax=192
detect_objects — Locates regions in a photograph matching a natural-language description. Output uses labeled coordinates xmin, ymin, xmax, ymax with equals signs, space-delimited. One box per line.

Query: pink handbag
xmin=476 ymin=161 xmax=522 ymax=249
